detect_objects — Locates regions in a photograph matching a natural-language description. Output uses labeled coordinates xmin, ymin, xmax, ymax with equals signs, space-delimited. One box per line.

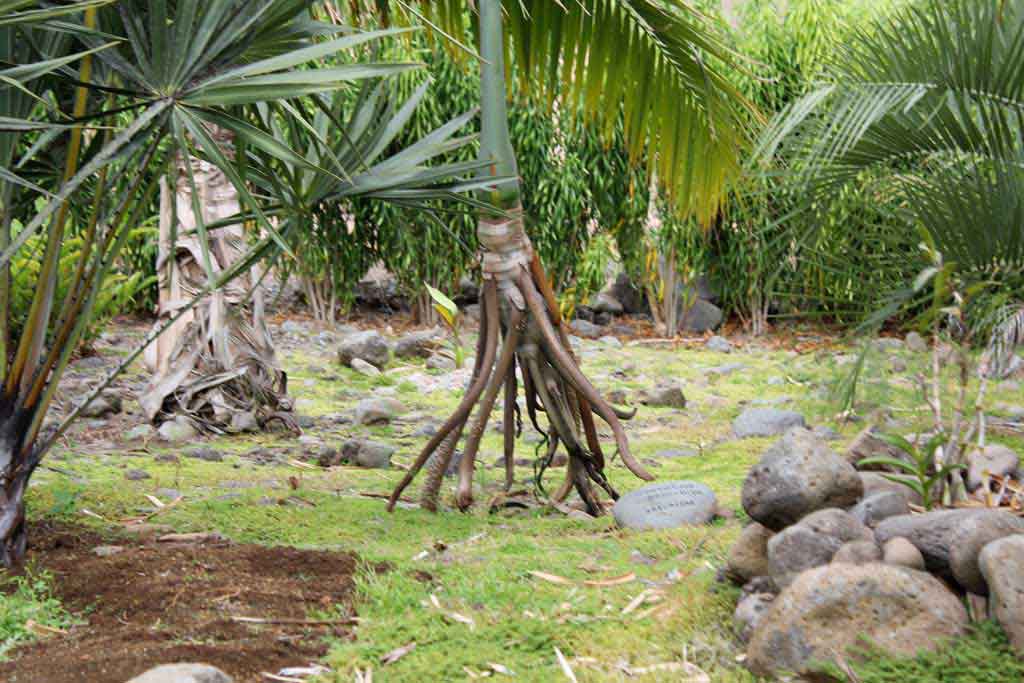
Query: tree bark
xmin=141 ymin=127 xmax=292 ymax=433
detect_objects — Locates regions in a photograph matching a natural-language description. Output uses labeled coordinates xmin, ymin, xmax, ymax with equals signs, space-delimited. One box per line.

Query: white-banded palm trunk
xmin=142 ymin=127 xmax=292 ymax=433
xmin=388 ymin=0 xmax=653 ymax=515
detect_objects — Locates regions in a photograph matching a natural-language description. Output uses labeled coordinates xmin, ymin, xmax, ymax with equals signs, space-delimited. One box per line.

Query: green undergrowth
xmin=0 ymin=568 xmax=77 ymax=660
xmin=19 ymin=328 xmax=1024 ymax=680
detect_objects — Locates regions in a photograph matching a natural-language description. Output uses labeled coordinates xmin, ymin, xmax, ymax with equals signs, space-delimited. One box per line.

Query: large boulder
xmin=875 ymin=509 xmax=1024 ymax=583
xmin=832 ymin=540 xmax=882 ymax=565
xmin=127 ymin=663 xmax=233 ymax=683
xmin=734 ymin=592 xmax=774 ymax=644
xmin=949 ymin=513 xmax=1024 ymax=594
xmin=979 ymin=535 xmax=1024 ymax=654
xmin=850 ymin=491 xmax=911 ymax=527
xmin=882 ymin=537 xmax=925 ymax=570
xmin=767 ymin=525 xmax=843 ymax=589
xmin=726 ymin=523 xmax=774 ymax=584
xmin=338 ymin=330 xmax=390 ymax=369
xmin=733 ymin=408 xmax=807 ymax=439
xmin=591 ymin=292 xmax=624 ymax=316
xmin=859 ymin=471 xmax=923 ymax=506
xmin=746 ymin=563 xmax=969 ymax=678
xmin=608 ymin=272 xmax=647 ymax=315
xmin=612 ymin=481 xmax=717 ymax=530
xmin=677 ymin=299 xmax=722 ymax=334
xmin=966 ymin=444 xmax=1019 ymax=492
xmin=742 ymin=429 xmax=864 ymax=530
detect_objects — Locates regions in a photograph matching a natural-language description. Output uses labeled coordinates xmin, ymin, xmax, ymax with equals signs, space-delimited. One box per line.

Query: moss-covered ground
xmin=12 ymin=320 xmax=1024 ymax=681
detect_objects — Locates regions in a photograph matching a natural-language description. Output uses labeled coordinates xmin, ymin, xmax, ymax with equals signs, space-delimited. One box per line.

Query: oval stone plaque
xmin=613 ymin=480 xmax=718 ymax=530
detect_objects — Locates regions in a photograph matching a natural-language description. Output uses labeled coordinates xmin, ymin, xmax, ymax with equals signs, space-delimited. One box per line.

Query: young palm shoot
xmin=389 ymin=0 xmax=654 ymax=515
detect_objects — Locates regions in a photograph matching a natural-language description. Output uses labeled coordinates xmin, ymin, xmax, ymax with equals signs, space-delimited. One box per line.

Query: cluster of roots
xmin=388 ymin=242 xmax=654 ymax=516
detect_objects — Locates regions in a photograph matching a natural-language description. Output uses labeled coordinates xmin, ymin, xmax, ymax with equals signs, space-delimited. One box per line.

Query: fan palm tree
xmin=759 ymin=0 xmax=1024 ymax=501
xmin=0 ymin=0 xmax=486 ymax=567
xmin=369 ymin=1 xmax=755 ymax=513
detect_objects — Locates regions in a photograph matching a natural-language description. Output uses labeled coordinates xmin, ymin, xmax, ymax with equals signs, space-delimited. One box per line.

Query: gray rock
xmin=979 ymin=535 xmax=1024 ymax=654
xmin=727 ymin=522 xmax=774 ymax=584
xmin=905 ymin=331 xmax=928 ymax=353
xmin=608 ymin=271 xmax=648 ymax=315
xmin=394 ymin=328 xmax=441 ymax=359
xmin=338 ymin=330 xmax=390 ymax=369
xmin=844 ymin=426 xmax=912 ymax=470
xmin=639 ymin=384 xmax=686 ymax=409
xmin=126 ymin=663 xmax=233 ymax=683
xmin=767 ymin=525 xmax=843 ymax=589
xmin=342 ymin=439 xmax=394 ymax=469
xmin=949 ymin=513 xmax=1024 ymax=594
xmin=612 ymin=480 xmax=717 ymax=530
xmin=678 ymin=299 xmax=722 ymax=333
xmin=124 ymin=469 xmax=150 ymax=481
xmin=92 ymin=545 xmax=125 ymax=558
xmin=705 ymin=335 xmax=732 ymax=353
xmin=570 ymin=318 xmax=604 ymax=339
xmin=157 ymin=416 xmax=198 ymax=443
xmin=654 ymin=448 xmax=697 ymax=459
xmin=591 ymin=292 xmax=624 ymax=315
xmin=891 ymin=357 xmax=907 ymax=373
xmin=967 ymin=444 xmax=1019 ymax=492
xmin=859 ymin=471 xmax=923 ymax=505
xmin=354 ymin=397 xmax=404 ymax=425
xmin=228 ymin=410 xmax=259 ymax=433
xmin=798 ymin=508 xmax=874 ymax=544
xmin=598 ymin=335 xmax=622 ymax=348
xmin=874 ymin=337 xmax=904 ymax=351
xmin=883 ymin=537 xmax=925 ymax=570
xmin=733 ymin=408 xmax=806 ymax=439
xmin=734 ymin=593 xmax=774 ymax=643
xmin=426 ymin=353 xmax=456 ymax=371
xmin=124 ymin=424 xmax=156 ymax=441
xmin=463 ymin=303 xmax=481 ymax=322
xmin=706 ymin=363 xmax=747 ymax=378
xmin=850 ymin=491 xmax=910 ymax=527
xmin=350 ymin=357 xmax=382 ymax=378
xmin=186 ymin=447 xmax=223 ymax=462
xmin=875 ymin=509 xmax=1024 ymax=582
xmin=746 ymin=563 xmax=968 ymax=678
xmin=832 ymin=540 xmax=882 ymax=565
xmin=812 ymin=425 xmax=841 ymax=441
xmin=80 ymin=390 xmax=123 ymax=418
xmin=741 ymin=428 xmax=863 ymax=530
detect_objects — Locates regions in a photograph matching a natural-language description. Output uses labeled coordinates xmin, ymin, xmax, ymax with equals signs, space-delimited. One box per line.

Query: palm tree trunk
xmin=141 ymin=127 xmax=293 ymax=433
xmin=391 ymin=0 xmax=653 ymax=515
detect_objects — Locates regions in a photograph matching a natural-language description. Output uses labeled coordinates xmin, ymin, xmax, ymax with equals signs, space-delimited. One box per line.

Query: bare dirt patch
xmin=1 ymin=521 xmax=368 ymax=683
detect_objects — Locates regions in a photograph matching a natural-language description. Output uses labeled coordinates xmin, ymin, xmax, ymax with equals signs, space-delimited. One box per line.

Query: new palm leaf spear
xmin=0 ymin=0 xmax=493 ymax=567
xmin=384 ymin=0 xmax=752 ymax=513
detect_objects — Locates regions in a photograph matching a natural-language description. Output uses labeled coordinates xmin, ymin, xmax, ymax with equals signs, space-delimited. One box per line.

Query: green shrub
xmin=0 ymin=568 xmax=76 ymax=660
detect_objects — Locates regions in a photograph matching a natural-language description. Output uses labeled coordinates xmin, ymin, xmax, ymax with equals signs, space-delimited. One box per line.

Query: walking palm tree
xmin=378 ymin=1 xmax=754 ymax=513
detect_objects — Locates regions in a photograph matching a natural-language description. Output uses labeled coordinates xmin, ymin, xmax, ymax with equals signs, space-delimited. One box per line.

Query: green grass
xmin=0 ymin=568 xmax=77 ymax=660
xmin=18 ymin=326 xmax=1024 ymax=681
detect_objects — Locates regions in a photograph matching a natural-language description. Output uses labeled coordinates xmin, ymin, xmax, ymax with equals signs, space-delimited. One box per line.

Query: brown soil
xmin=1 ymin=521 xmax=368 ymax=683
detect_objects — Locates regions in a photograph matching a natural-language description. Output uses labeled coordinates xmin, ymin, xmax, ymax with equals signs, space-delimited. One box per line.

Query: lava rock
xmin=341 ymin=439 xmax=394 ymax=469
xmin=350 ymin=357 xmax=381 ymax=377
xmin=979 ymin=535 xmax=1024 ymax=654
xmin=832 ymin=540 xmax=882 ymax=565
xmin=678 ymin=299 xmax=723 ymax=333
xmin=742 ymin=428 xmax=863 ymax=530
xmin=746 ymin=563 xmax=969 ymax=678
xmin=727 ymin=523 xmax=774 ymax=584
xmin=767 ymin=525 xmax=843 ymax=589
xmin=734 ymin=592 xmax=774 ymax=643
xmin=733 ymin=408 xmax=807 ymax=439
xmin=875 ymin=509 xmax=1024 ymax=583
xmin=850 ymin=490 xmax=911 ymax=527
xmin=354 ymin=397 xmax=404 ymax=425
xmin=394 ymin=328 xmax=442 ymax=359
xmin=612 ymin=480 xmax=717 ymax=530
xmin=798 ymin=508 xmax=875 ymax=544
xmin=338 ymin=330 xmax=390 ymax=369
xmin=949 ymin=513 xmax=1024 ymax=595
xmin=882 ymin=537 xmax=925 ymax=570
xmin=639 ymin=384 xmax=686 ymax=409
xmin=705 ymin=335 xmax=732 ymax=353
xmin=966 ymin=444 xmax=1019 ymax=492
xmin=127 ymin=663 xmax=233 ymax=683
